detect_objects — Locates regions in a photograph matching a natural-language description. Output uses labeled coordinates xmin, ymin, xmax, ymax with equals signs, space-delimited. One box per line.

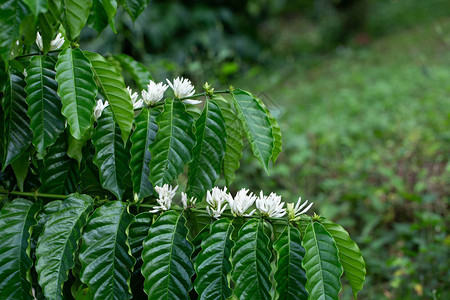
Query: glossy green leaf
xmin=55 ymin=47 xmax=97 ymax=139
xmin=92 ymin=107 xmax=131 ymax=200
xmin=141 ymin=211 xmax=194 ymax=299
xmin=37 ymin=0 xmax=61 ymax=54
xmin=273 ymin=225 xmax=308 ymax=300
xmin=211 ymin=94 xmax=243 ymax=186
xmin=2 ymin=68 xmax=32 ymax=169
xmin=23 ymin=0 xmax=48 ymax=17
xmin=40 ymin=132 xmax=80 ymax=194
xmin=195 ymin=218 xmax=234 ymax=299
xmin=124 ymin=0 xmax=148 ymax=21
xmin=0 ymin=0 xmax=28 ymax=62
xmin=258 ymin=96 xmax=282 ymax=163
xmin=62 ymin=0 xmax=92 ymax=40
xmin=99 ymin=0 xmax=117 ymax=32
xmin=11 ymin=148 xmax=29 ymax=191
xmin=232 ymin=218 xmax=272 ymax=300
xmin=231 ymin=88 xmax=274 ymax=174
xmin=113 ymin=54 xmax=152 ymax=91
xmin=302 ymin=221 xmax=343 ymax=300
xmin=149 ymin=98 xmax=196 ymax=186
xmin=321 ymin=218 xmax=366 ymax=298
xmin=79 ymin=201 xmax=135 ymax=299
xmin=35 ymin=193 xmax=93 ymax=300
xmin=0 ymin=198 xmax=40 ymax=299
xmin=25 ymin=55 xmax=65 ymax=155
xmin=187 ymin=100 xmax=226 ymax=200
xmin=130 ymin=108 xmax=159 ymax=199
xmin=88 ymin=0 xmax=108 ymax=34
xmin=84 ymin=51 xmax=134 ymax=142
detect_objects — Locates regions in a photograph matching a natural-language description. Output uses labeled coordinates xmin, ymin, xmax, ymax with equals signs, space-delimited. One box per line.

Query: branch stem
xmin=0 ymin=188 xmax=67 ymax=199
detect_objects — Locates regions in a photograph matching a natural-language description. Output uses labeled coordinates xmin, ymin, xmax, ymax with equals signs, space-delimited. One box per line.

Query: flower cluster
xmin=36 ymin=32 xmax=65 ymax=52
xmin=127 ymin=77 xmax=201 ymax=110
xmin=149 ymin=184 xmax=179 ymax=213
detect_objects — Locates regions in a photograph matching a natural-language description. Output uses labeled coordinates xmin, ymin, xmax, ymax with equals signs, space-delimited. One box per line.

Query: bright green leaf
xmin=113 ymin=54 xmax=152 ymax=91
xmin=302 ymin=221 xmax=343 ymax=300
xmin=0 ymin=198 xmax=40 ymax=300
xmin=55 ymin=47 xmax=97 ymax=139
xmin=79 ymin=201 xmax=135 ymax=299
xmin=232 ymin=218 xmax=272 ymax=300
xmin=321 ymin=218 xmax=366 ymax=298
xmin=149 ymin=98 xmax=196 ymax=186
xmin=35 ymin=193 xmax=94 ymax=300
xmin=62 ymin=0 xmax=93 ymax=40
xmin=25 ymin=55 xmax=65 ymax=155
xmin=141 ymin=211 xmax=194 ymax=299
xmin=84 ymin=51 xmax=134 ymax=142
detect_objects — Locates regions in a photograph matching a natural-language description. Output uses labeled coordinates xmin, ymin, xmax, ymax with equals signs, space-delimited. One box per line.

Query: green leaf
xmin=113 ymin=54 xmax=152 ymax=91
xmin=232 ymin=218 xmax=272 ymax=300
xmin=79 ymin=201 xmax=135 ymax=299
xmin=55 ymin=47 xmax=97 ymax=139
xmin=273 ymin=225 xmax=308 ymax=300
xmin=211 ymin=94 xmax=243 ymax=186
xmin=26 ymin=55 xmax=65 ymax=155
xmin=123 ymin=0 xmax=148 ymax=22
xmin=67 ymin=129 xmax=91 ymax=166
xmin=149 ymin=98 xmax=196 ymax=186
xmin=0 ymin=0 xmax=28 ymax=62
xmin=40 ymin=132 xmax=80 ymax=194
xmin=99 ymin=0 xmax=117 ymax=32
xmin=130 ymin=108 xmax=159 ymax=199
xmin=92 ymin=107 xmax=131 ymax=200
xmin=2 ymin=67 xmax=32 ymax=169
xmin=37 ymin=0 xmax=61 ymax=54
xmin=84 ymin=51 xmax=134 ymax=142
xmin=190 ymin=224 xmax=210 ymax=264
xmin=187 ymin=100 xmax=226 ymax=200
xmin=88 ymin=0 xmax=108 ymax=34
xmin=321 ymin=218 xmax=366 ymax=298
xmin=0 ymin=198 xmax=40 ymax=300
xmin=62 ymin=0 xmax=93 ymax=40
xmin=302 ymin=221 xmax=343 ymax=300
xmin=230 ymin=88 xmax=274 ymax=174
xmin=11 ymin=148 xmax=29 ymax=191
xmin=35 ymin=193 xmax=93 ymax=300
xmin=195 ymin=218 xmax=234 ymax=299
xmin=141 ymin=211 xmax=194 ymax=299
xmin=23 ymin=0 xmax=48 ymax=17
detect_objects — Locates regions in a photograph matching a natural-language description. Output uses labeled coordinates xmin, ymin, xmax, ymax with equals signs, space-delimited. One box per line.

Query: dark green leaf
xmin=40 ymin=132 xmax=80 ymax=194
xmin=62 ymin=0 xmax=93 ymax=40
xmin=99 ymin=0 xmax=117 ymax=32
xmin=149 ymin=98 xmax=196 ymax=186
xmin=0 ymin=0 xmax=28 ymax=62
xmin=232 ymin=218 xmax=272 ymax=300
xmin=141 ymin=211 xmax=194 ymax=299
xmin=2 ymin=67 xmax=32 ymax=169
xmin=55 ymin=47 xmax=97 ymax=139
xmin=130 ymin=108 xmax=159 ymax=199
xmin=67 ymin=129 xmax=91 ymax=166
xmin=37 ymin=0 xmax=61 ymax=54
xmin=25 ymin=55 xmax=65 ymax=155
xmin=302 ymin=221 xmax=343 ymax=300
xmin=321 ymin=218 xmax=366 ymax=298
xmin=187 ymin=100 xmax=226 ymax=200
xmin=35 ymin=193 xmax=94 ymax=300
xmin=11 ymin=148 xmax=29 ymax=191
xmin=190 ymin=224 xmax=210 ymax=264
xmin=0 ymin=198 xmax=40 ymax=299
xmin=195 ymin=218 xmax=234 ymax=299
xmin=114 ymin=54 xmax=152 ymax=91
xmin=273 ymin=225 xmax=308 ymax=300
xmin=79 ymin=201 xmax=135 ymax=299
xmin=88 ymin=0 xmax=108 ymax=34
xmin=123 ymin=0 xmax=149 ymax=22
xmin=92 ymin=107 xmax=131 ymax=200
xmin=211 ymin=94 xmax=243 ymax=186
xmin=84 ymin=51 xmax=134 ymax=142
xmin=230 ymin=89 xmax=274 ymax=174
xmin=23 ymin=0 xmax=48 ymax=17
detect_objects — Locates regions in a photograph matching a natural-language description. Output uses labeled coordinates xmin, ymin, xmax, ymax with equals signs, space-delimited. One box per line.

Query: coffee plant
xmin=0 ymin=1 xmax=366 ymax=299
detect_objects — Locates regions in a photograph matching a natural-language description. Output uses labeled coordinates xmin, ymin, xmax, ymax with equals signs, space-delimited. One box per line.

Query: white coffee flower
xmin=181 ymin=192 xmax=197 ymax=210
xmin=141 ymin=80 xmax=169 ymax=106
xmin=128 ymin=86 xmax=144 ymax=109
xmin=206 ymin=187 xmax=230 ymax=218
xmin=287 ymin=197 xmax=313 ymax=221
xmin=150 ymin=184 xmax=178 ymax=213
xmin=93 ymin=99 xmax=109 ymax=121
xmin=256 ymin=191 xmax=286 ymax=218
xmin=166 ymin=77 xmax=201 ymax=105
xmin=228 ymin=188 xmax=256 ymax=217
xmin=36 ymin=32 xmax=65 ymax=52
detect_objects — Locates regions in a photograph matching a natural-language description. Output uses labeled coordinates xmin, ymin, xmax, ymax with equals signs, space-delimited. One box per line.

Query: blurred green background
xmin=81 ymin=0 xmax=450 ymax=298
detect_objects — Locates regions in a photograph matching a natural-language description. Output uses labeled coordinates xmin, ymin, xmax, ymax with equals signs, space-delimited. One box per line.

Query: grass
xmin=233 ymin=18 xmax=450 ymax=299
